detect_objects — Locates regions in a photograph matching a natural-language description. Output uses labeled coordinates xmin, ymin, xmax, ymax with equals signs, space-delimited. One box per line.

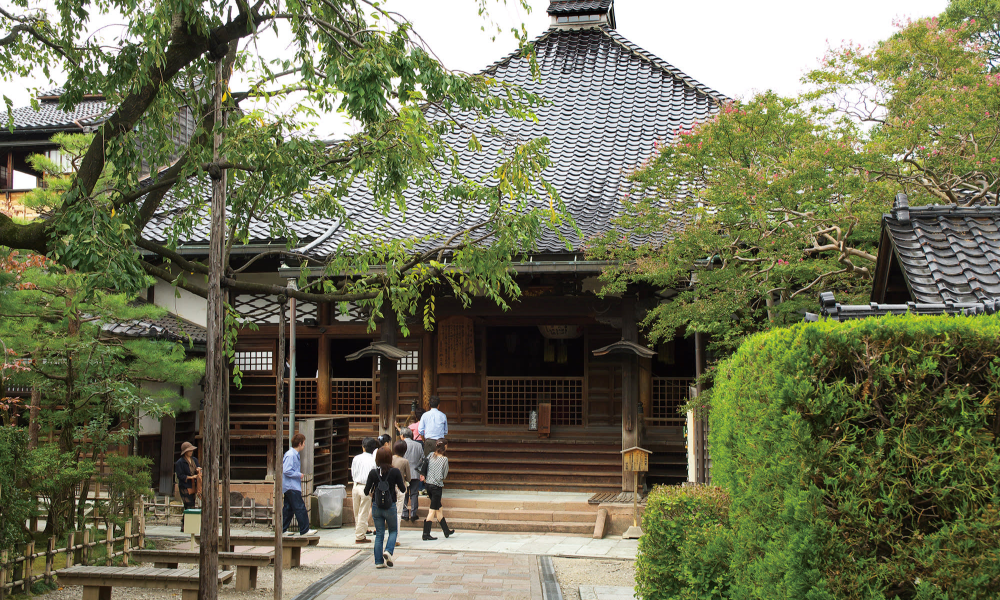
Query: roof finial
xmin=893 ymin=193 xmax=910 ymax=225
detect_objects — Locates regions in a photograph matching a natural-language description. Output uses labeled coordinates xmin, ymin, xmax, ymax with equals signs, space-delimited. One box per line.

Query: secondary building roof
xmin=872 ymin=194 xmax=1000 ymax=304
xmin=143 ymin=0 xmax=727 ymax=258
xmin=5 ymin=88 xmax=110 ymax=134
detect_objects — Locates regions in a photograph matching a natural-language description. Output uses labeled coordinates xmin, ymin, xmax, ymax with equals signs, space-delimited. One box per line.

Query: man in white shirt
xmin=351 ymin=437 xmax=378 ymax=543
xmin=418 ymin=396 xmax=448 ymax=456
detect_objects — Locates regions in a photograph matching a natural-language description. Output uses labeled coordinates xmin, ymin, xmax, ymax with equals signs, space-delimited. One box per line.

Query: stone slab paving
xmin=147 ymin=525 xmax=639 ymax=559
xmin=579 ymin=586 xmax=635 ymax=600
xmin=313 ymin=550 xmax=543 ymax=600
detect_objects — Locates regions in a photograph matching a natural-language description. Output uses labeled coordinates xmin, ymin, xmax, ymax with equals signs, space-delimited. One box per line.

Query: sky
xmin=5 ymin=0 xmax=950 ymax=183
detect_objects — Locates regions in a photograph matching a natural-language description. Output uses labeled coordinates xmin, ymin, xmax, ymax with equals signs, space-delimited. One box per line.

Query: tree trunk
xmin=27 ymin=387 xmax=40 ymax=450
xmin=198 ymin=57 xmax=227 ymax=600
xmin=274 ymin=299 xmax=286 ymax=600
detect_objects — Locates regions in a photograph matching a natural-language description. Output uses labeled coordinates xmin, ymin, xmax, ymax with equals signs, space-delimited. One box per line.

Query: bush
xmin=0 ymin=427 xmax=33 ymax=548
xmin=636 ymin=484 xmax=733 ymax=600
xmin=711 ymin=315 xmax=1000 ymax=600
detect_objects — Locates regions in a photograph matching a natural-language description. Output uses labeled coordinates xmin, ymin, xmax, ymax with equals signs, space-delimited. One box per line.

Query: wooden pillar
xmin=317 ymin=333 xmax=331 ymax=414
xmin=1 ymin=151 xmax=11 ymax=189
xmin=380 ymin=310 xmax=398 ymax=437
xmin=621 ymin=296 xmax=640 ymax=493
xmin=690 ymin=330 xmax=708 ymax=483
xmin=421 ymin=331 xmax=434 ymax=410
xmin=221 ymin=288 xmax=232 ymax=556
xmin=273 ymin=298 xmax=286 ymax=600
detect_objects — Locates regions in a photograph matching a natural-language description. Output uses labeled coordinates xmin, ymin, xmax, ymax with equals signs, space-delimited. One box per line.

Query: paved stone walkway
xmin=313 ymin=550 xmax=543 ymax=600
xmin=579 ymin=585 xmax=635 ymax=600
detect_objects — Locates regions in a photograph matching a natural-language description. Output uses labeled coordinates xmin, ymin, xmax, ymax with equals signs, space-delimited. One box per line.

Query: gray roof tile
xmin=7 ymin=96 xmax=111 ymax=131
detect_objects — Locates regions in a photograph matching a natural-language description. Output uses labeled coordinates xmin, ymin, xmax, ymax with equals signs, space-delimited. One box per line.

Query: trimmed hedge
xmin=711 ymin=315 xmax=1000 ymax=600
xmin=636 ymin=484 xmax=733 ymax=600
xmin=0 ymin=427 xmax=33 ymax=548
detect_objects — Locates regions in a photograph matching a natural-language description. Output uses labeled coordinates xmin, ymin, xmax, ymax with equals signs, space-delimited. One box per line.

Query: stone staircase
xmin=343 ymin=490 xmax=600 ymax=535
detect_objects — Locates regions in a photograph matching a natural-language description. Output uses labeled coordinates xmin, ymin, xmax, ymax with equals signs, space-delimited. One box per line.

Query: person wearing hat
xmin=174 ymin=442 xmax=202 ymax=512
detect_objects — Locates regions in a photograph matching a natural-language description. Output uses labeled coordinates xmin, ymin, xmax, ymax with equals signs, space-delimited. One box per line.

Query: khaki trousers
xmin=352 ymin=483 xmax=372 ymax=540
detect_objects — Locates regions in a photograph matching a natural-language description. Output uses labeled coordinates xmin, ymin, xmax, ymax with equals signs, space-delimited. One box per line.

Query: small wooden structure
xmin=196 ymin=533 xmax=319 ymax=569
xmin=56 ymin=566 xmax=233 ymax=600
xmin=621 ymin=446 xmax=652 ymax=539
xmin=130 ymin=550 xmax=272 ymax=591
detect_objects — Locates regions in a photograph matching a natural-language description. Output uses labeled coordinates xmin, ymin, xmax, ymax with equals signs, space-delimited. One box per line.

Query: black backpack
xmin=374 ymin=468 xmax=393 ymax=510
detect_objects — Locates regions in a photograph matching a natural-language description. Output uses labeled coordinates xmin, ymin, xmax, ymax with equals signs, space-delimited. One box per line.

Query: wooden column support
xmin=621 ymin=296 xmax=640 ymax=492
xmin=380 ymin=311 xmax=398 ymax=437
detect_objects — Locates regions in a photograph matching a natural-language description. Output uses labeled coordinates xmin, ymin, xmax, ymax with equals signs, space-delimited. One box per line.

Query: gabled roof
xmin=873 ymin=194 xmax=1000 ymax=304
xmin=145 ymin=21 xmax=726 ymax=258
xmin=4 ymin=90 xmax=110 ymax=133
xmin=104 ymin=301 xmax=208 ymax=347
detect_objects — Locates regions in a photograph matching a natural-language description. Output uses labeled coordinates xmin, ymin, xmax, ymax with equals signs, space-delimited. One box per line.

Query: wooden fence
xmin=144 ymin=495 xmax=276 ymax=528
xmin=0 ymin=506 xmax=145 ymax=598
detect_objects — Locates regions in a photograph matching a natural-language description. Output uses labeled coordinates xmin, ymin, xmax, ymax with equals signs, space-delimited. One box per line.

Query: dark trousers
xmin=403 ymin=479 xmax=420 ymax=518
xmin=282 ymin=490 xmax=310 ymax=534
xmin=180 ymin=490 xmax=196 ymax=509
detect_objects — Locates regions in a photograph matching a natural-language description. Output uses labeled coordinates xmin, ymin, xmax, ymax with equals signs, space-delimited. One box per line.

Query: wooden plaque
xmin=437 ymin=317 xmax=476 ymax=374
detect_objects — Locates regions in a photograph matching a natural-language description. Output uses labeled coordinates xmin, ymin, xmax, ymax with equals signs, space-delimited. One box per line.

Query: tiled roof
xmin=6 ymin=94 xmax=110 ymax=132
xmin=882 ymin=195 xmax=1000 ymax=304
xmin=103 ymin=300 xmax=208 ymax=346
xmin=807 ymin=292 xmax=999 ymax=321
xmin=145 ymin=23 xmax=726 ymax=257
xmin=547 ymin=0 xmax=613 ymax=14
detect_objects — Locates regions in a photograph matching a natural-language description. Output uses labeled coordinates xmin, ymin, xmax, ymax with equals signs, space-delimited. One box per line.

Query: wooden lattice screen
xmin=331 ymin=378 xmax=376 ymax=424
xmin=233 ymin=294 xmax=318 ymax=324
xmin=284 ymin=378 xmax=319 ymax=415
xmin=650 ymin=377 xmax=693 ymax=425
xmin=486 ymin=377 xmax=584 ymax=426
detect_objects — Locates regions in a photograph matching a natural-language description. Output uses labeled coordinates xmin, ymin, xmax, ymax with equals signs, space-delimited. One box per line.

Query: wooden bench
xmin=56 ymin=566 xmax=233 ymax=600
xmin=130 ymin=549 xmax=272 ymax=591
xmin=195 ymin=534 xmax=319 ymax=569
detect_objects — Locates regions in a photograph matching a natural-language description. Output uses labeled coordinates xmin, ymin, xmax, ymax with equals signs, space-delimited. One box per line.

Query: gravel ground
xmin=43 ymin=561 xmax=333 ymax=600
xmin=552 ymin=557 xmax=636 ymax=600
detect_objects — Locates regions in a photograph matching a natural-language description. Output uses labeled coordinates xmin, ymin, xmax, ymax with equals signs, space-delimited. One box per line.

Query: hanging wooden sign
xmin=437 ymin=317 xmax=476 ymax=374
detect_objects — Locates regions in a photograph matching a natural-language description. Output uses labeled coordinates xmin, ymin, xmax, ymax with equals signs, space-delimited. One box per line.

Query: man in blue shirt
xmin=418 ymin=396 xmax=448 ymax=456
xmin=282 ymin=432 xmax=317 ymax=536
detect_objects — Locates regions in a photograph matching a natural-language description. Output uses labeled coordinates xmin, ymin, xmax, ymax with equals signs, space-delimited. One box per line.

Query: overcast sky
xmin=5 ymin=0 xmax=950 ymax=140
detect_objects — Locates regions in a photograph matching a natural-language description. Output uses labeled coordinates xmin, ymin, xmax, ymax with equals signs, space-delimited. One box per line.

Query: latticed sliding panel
xmin=233 ymin=294 xmax=318 ymax=324
xmin=331 ymin=378 xmax=376 ymax=424
xmin=651 ymin=377 xmax=694 ymax=425
xmin=284 ymin=378 xmax=318 ymax=415
xmin=486 ymin=377 xmax=584 ymax=426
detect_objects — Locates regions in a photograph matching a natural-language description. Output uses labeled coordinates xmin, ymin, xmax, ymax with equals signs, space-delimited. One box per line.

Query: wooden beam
xmin=620 ymin=296 xmax=639 ymax=493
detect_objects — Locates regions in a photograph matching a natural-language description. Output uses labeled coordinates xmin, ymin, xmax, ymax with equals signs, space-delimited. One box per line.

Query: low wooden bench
xmin=195 ymin=533 xmax=319 ymax=569
xmin=130 ymin=549 xmax=272 ymax=591
xmin=56 ymin=566 xmax=233 ymax=600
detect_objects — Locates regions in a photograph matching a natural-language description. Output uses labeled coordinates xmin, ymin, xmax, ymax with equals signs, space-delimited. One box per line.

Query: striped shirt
xmin=425 ymin=455 xmax=449 ymax=487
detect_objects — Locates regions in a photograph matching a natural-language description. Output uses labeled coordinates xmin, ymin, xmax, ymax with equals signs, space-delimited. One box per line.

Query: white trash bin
xmin=315 ymin=484 xmax=346 ymax=528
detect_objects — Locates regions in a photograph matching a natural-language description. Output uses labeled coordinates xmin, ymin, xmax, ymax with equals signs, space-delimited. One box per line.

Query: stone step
xmin=396 ymin=518 xmax=593 ymax=535
xmin=342 ymin=493 xmax=597 ymax=513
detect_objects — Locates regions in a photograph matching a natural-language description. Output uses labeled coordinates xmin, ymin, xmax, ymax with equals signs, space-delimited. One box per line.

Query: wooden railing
xmin=486 ymin=377 xmax=584 ymax=426
xmin=649 ymin=377 xmax=694 ymax=426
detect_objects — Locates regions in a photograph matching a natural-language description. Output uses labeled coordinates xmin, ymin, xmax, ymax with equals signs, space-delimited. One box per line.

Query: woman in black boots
xmin=421 ymin=440 xmax=455 ymax=540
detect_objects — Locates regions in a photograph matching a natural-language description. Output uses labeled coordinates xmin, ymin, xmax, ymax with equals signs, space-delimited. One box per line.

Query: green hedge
xmin=636 ymin=484 xmax=733 ymax=600
xmin=711 ymin=314 xmax=1000 ymax=600
xmin=0 ymin=427 xmax=33 ymax=548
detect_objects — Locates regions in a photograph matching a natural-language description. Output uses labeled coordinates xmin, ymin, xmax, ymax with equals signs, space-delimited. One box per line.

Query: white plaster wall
xmin=137 ymin=378 xmax=204 ymax=436
xmin=151 ymin=267 xmax=288 ymax=326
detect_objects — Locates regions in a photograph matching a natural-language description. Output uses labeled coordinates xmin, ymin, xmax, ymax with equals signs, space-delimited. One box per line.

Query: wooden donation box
xmin=621 ymin=446 xmax=652 ymax=539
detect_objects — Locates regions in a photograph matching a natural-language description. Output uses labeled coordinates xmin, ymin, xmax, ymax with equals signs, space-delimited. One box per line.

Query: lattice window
xmin=331 ymin=378 xmax=376 ymax=424
xmin=486 ymin=377 xmax=584 ymax=426
xmin=234 ymin=294 xmax=318 ymax=324
xmin=651 ymin=377 xmax=693 ymax=425
xmin=235 ymin=351 xmax=273 ymax=372
xmin=332 ymin=302 xmax=369 ymax=323
xmin=284 ymin=378 xmax=318 ymax=415
xmin=377 ymin=350 xmax=419 ymax=373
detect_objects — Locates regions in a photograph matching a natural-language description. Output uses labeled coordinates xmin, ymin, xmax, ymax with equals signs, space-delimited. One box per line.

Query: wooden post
xmin=317 ymin=333 xmax=331 ymax=414
xmin=380 ymin=310 xmax=398 ymax=437
xmin=1 ymin=549 xmax=7 ymax=600
xmin=421 ymin=331 xmax=434 ymax=410
xmin=24 ymin=542 xmax=33 ymax=592
xmin=76 ymin=531 xmax=88 ymax=566
xmin=222 ymin=287 xmax=232 ymax=556
xmin=105 ymin=526 xmax=112 ymax=566
xmin=65 ymin=533 xmax=74 ymax=569
xmin=274 ymin=297 xmax=286 ymax=600
xmin=45 ymin=537 xmax=55 ymax=584
xmin=200 ymin=52 xmax=228 ymax=600
xmin=621 ymin=296 xmax=640 ymax=492
xmin=123 ymin=522 xmax=132 ymax=566
xmin=138 ymin=501 xmax=146 ymax=549
xmin=289 ymin=283 xmax=297 ymax=443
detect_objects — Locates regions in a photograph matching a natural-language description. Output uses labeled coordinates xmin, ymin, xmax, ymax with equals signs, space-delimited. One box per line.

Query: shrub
xmin=636 ymin=484 xmax=733 ymax=600
xmin=711 ymin=314 xmax=1000 ymax=600
xmin=0 ymin=426 xmax=32 ymax=548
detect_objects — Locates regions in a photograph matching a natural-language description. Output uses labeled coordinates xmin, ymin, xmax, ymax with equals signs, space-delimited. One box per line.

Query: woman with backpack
xmin=363 ymin=447 xmax=406 ymax=568
xmin=420 ymin=439 xmax=456 ymax=540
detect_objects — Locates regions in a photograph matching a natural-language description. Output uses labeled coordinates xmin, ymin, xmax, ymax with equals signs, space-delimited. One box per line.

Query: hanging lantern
xmin=528 ymin=409 xmax=539 ymax=431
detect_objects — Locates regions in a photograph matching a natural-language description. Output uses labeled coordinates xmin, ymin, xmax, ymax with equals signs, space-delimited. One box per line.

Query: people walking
xmin=174 ymin=442 xmax=201 ymax=531
xmin=391 ymin=440 xmax=412 ymax=538
xmin=351 ymin=437 xmax=378 ymax=543
xmin=282 ymin=433 xmax=318 ymax=536
xmin=363 ymin=447 xmax=406 ymax=568
xmin=400 ymin=429 xmax=424 ymax=521
xmin=422 ymin=440 xmax=455 ymax=540
xmin=418 ymin=396 xmax=448 ymax=456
